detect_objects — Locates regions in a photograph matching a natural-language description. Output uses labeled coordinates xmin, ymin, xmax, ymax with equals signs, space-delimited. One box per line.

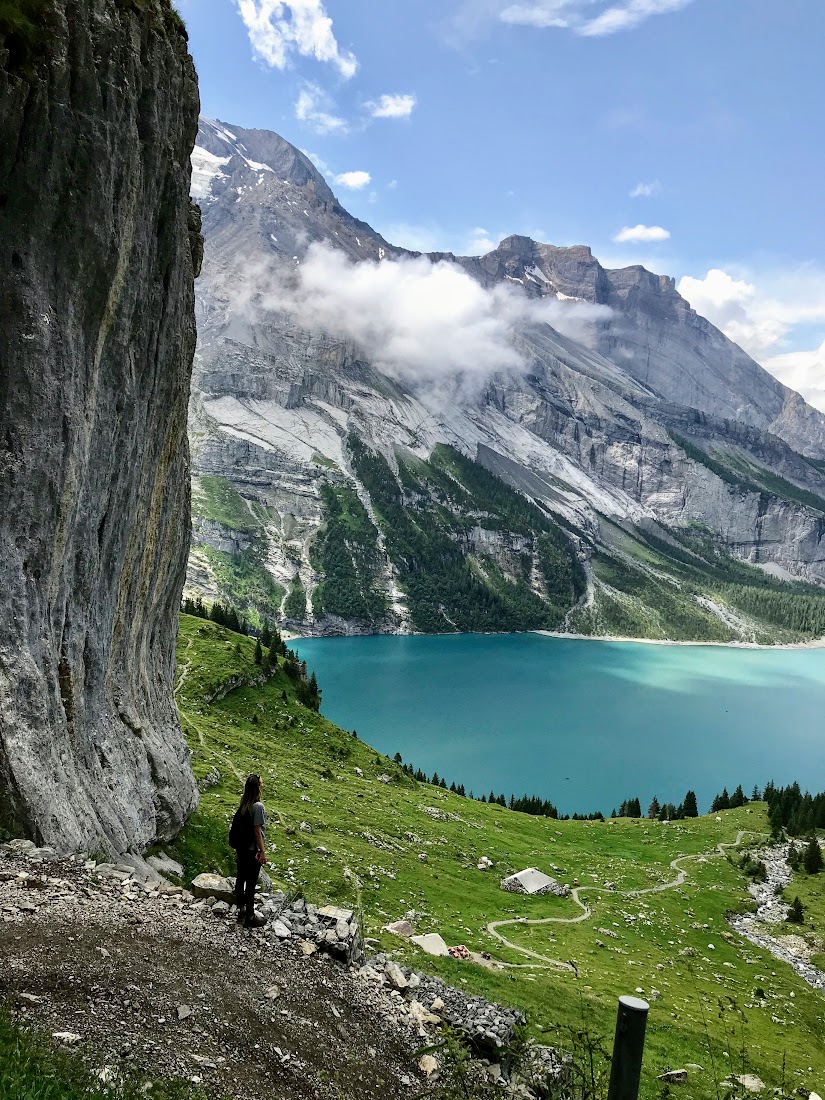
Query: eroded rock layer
xmin=0 ymin=0 xmax=200 ymax=851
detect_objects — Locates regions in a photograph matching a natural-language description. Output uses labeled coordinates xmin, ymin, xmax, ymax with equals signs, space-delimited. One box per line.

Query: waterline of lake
xmin=293 ymin=633 xmax=825 ymax=816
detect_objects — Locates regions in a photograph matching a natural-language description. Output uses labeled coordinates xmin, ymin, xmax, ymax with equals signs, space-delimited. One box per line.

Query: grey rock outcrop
xmin=0 ymin=0 xmax=200 ymax=851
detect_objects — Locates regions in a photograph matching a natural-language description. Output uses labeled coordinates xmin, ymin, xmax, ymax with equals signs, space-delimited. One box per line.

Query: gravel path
xmin=0 ymin=845 xmax=430 ymax=1100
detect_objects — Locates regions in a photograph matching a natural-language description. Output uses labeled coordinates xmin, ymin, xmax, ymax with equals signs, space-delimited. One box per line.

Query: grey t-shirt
xmin=250 ymin=801 xmax=266 ymax=851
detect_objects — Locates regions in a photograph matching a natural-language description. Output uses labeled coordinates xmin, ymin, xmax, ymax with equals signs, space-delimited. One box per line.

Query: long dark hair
xmin=239 ymin=774 xmax=261 ymax=816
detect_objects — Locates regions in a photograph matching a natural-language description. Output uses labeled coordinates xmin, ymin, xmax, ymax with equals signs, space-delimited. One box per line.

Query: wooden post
xmin=607 ymin=995 xmax=649 ymax=1100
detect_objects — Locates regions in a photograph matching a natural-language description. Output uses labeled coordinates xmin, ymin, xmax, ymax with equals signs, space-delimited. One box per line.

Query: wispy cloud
xmin=451 ymin=0 xmax=694 ymax=38
xmin=613 ymin=224 xmax=670 ymax=243
xmin=294 ymin=84 xmax=348 ymax=134
xmin=579 ymin=0 xmax=693 ymax=36
xmin=236 ymin=0 xmax=357 ymax=77
xmin=630 ymin=179 xmax=661 ymax=198
xmin=465 ymin=228 xmax=500 ymax=255
xmin=302 ymin=150 xmax=371 ymax=191
xmin=365 ymin=94 xmax=417 ymax=119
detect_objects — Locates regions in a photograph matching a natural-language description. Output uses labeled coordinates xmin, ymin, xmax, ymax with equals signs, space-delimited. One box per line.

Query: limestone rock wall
xmin=0 ymin=0 xmax=201 ymax=852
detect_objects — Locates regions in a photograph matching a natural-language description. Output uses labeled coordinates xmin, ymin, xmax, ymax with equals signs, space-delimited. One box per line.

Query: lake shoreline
xmin=533 ymin=630 xmax=825 ymax=651
xmin=290 ymin=627 xmax=825 ymax=651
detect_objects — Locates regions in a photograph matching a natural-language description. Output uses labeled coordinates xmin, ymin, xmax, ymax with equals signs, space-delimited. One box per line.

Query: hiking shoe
xmin=244 ymin=914 xmax=267 ymax=929
xmin=235 ymin=907 xmax=246 ymax=923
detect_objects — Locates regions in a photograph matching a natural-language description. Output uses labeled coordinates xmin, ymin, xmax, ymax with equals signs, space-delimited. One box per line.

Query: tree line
xmin=181 ymin=599 xmax=321 ymax=711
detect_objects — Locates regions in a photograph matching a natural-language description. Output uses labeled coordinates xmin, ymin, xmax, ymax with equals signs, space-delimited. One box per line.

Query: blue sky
xmin=180 ymin=0 xmax=825 ymax=407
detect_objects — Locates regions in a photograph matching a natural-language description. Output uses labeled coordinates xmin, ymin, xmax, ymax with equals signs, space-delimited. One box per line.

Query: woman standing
xmin=233 ymin=773 xmax=268 ymax=928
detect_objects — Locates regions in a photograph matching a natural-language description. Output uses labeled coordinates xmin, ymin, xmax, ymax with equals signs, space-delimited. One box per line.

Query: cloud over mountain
xmin=231 ymin=244 xmax=610 ymax=388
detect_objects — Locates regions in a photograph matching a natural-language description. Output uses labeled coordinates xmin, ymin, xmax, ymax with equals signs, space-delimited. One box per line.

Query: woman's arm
xmin=255 ymin=825 xmax=267 ymax=864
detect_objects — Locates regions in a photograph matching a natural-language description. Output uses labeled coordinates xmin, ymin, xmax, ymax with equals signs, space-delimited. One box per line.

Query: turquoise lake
xmin=293 ymin=633 xmax=825 ymax=816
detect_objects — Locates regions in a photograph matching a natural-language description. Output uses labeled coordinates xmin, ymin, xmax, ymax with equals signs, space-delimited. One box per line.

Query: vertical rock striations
xmin=0 ymin=0 xmax=201 ymax=852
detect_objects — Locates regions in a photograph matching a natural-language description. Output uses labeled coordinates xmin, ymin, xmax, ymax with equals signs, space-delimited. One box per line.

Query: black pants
xmin=235 ymin=850 xmax=261 ymax=915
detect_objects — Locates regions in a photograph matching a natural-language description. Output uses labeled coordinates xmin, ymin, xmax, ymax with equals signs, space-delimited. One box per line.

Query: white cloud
xmin=365 ymin=94 xmax=417 ymax=119
xmin=677 ymin=267 xmax=825 ymax=359
xmin=236 ymin=244 xmax=610 ymax=390
xmin=613 ymin=224 xmax=671 ymax=243
xmin=334 ymin=170 xmax=371 ymax=190
xmin=678 ymin=266 xmax=825 ymax=407
xmin=236 ymin=0 xmax=357 ymax=77
xmin=762 ymin=342 xmax=825 ymax=413
xmin=302 ymin=150 xmax=371 ymax=191
xmin=295 ymin=84 xmax=348 ymax=134
xmin=485 ymin=0 xmax=694 ymax=35
xmin=465 ymin=227 xmax=500 ymax=254
xmin=579 ymin=0 xmax=693 ymax=36
xmin=630 ymin=180 xmax=660 ymax=198
xmin=388 ymin=179 xmax=398 ymax=190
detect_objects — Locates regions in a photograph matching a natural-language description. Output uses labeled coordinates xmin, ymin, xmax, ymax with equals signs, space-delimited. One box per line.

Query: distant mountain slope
xmin=185 ymin=117 xmax=825 ymax=642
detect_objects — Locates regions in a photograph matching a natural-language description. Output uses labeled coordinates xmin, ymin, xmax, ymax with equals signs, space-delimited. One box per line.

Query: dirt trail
xmin=487 ymin=830 xmax=748 ymax=970
xmin=0 ymin=847 xmax=427 ymax=1100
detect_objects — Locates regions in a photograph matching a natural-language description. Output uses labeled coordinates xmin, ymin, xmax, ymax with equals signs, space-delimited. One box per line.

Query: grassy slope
xmin=170 ymin=616 xmax=825 ymax=1099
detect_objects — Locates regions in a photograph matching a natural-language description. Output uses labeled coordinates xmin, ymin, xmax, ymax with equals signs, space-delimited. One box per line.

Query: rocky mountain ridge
xmin=186 ymin=117 xmax=825 ymax=641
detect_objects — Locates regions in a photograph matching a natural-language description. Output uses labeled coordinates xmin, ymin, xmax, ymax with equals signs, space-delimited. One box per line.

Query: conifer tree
xmin=803 ymin=837 xmax=823 ymax=875
xmin=682 ymin=790 xmax=699 ymax=818
xmin=648 ymin=797 xmax=661 ymax=819
xmin=730 ymin=784 xmax=746 ymax=808
xmin=786 ymin=896 xmax=804 ymax=924
xmin=254 ymin=639 xmax=263 ymax=665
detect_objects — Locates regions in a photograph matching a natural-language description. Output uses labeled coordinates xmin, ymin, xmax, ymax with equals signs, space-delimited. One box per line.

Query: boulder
xmin=385 ymin=962 xmax=408 ymax=991
xmin=658 ymin=1070 xmax=688 ymax=1084
xmin=190 ymin=874 xmax=235 ymax=905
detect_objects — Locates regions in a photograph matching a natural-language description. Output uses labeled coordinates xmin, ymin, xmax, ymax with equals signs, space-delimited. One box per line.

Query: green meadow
xmin=170 ymin=615 xmax=825 ymax=1098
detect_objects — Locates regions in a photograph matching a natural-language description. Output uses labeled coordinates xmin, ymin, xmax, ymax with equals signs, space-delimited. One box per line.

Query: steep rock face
xmin=459 ymin=236 xmax=825 ymax=456
xmin=0 ymin=0 xmax=201 ymax=852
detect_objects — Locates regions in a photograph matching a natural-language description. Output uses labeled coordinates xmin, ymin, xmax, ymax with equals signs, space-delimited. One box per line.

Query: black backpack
xmin=228 ymin=807 xmax=255 ymax=850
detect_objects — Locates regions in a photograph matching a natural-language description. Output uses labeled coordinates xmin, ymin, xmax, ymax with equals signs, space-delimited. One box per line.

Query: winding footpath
xmin=487 ymin=831 xmax=748 ymax=973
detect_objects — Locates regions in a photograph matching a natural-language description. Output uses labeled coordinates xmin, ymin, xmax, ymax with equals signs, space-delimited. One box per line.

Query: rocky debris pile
xmin=0 ymin=839 xmax=566 ymax=1099
xmin=190 ymin=874 xmax=364 ymax=965
xmin=355 ymin=955 xmax=567 ymax=1095
xmin=500 ymin=868 xmax=568 ymax=897
xmin=728 ymin=844 xmax=825 ymax=992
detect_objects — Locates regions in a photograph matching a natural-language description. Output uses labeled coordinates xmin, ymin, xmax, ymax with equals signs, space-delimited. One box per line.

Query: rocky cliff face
xmin=0 ymin=0 xmax=201 ymax=852
xmin=186 ymin=118 xmax=825 ymax=640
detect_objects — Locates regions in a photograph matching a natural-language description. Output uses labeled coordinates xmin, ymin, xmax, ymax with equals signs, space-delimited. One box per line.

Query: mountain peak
xmin=192 ymin=117 xmax=335 ymax=205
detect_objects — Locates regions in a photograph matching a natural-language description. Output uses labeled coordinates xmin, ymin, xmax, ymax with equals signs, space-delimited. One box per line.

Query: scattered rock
xmin=52 ymin=1031 xmax=82 ymax=1045
xmin=418 ymin=1054 xmax=438 ymax=1078
xmin=723 ymin=1075 xmax=765 ymax=1093
xmin=386 ymin=920 xmax=414 ymax=938
xmin=176 ymin=1005 xmax=192 ymax=1021
xmin=384 ymin=962 xmax=408 ymax=991
xmin=658 ymin=1069 xmax=687 ymax=1084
